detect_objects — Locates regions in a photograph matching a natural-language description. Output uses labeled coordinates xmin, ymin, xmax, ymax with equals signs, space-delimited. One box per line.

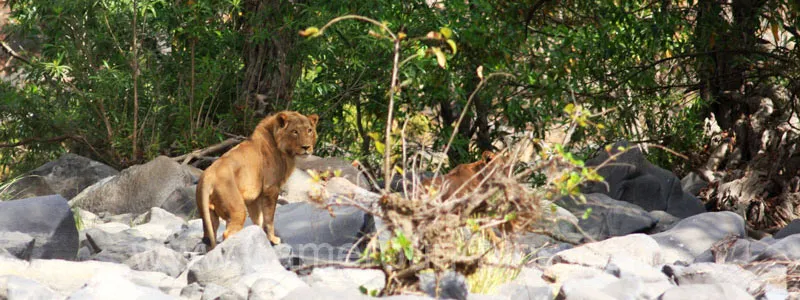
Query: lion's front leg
xmin=261 ymin=187 xmax=281 ymax=245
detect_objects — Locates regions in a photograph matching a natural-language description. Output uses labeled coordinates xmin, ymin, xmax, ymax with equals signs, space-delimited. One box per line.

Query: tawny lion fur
xmin=196 ymin=111 xmax=318 ymax=249
xmin=422 ymin=150 xmax=507 ymax=199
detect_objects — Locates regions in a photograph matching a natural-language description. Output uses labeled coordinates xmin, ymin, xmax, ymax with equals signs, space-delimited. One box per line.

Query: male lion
xmin=422 ymin=150 xmax=507 ymax=199
xmin=196 ymin=111 xmax=318 ymax=249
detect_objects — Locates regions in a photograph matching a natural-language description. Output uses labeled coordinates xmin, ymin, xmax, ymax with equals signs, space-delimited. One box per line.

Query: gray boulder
xmin=693 ymin=238 xmax=769 ymax=263
xmin=513 ymin=232 xmax=573 ymax=265
xmin=680 ymin=172 xmax=708 ymax=196
xmin=527 ymin=201 xmax=585 ymax=245
xmin=248 ymin=276 xmax=309 ymax=300
xmin=281 ymin=168 xmax=322 ymax=203
xmin=0 ymin=275 xmax=63 ymax=300
xmin=187 ymin=226 xmax=283 ymax=288
xmin=165 ymin=219 xmax=205 ymax=253
xmin=0 ymin=256 xmax=184 ymax=296
xmin=555 ymin=193 xmax=657 ymax=240
xmin=646 ymin=210 xmax=681 ymax=234
xmin=125 ymin=246 xmax=188 ymax=277
xmin=67 ymin=272 xmax=174 ymax=300
xmin=83 ymin=228 xmax=165 ymax=263
xmin=753 ymin=234 xmax=800 ymax=261
xmin=658 ymin=283 xmax=754 ymax=300
xmin=556 ymin=275 xmax=622 ymax=300
xmin=27 ymin=153 xmax=118 ymax=199
xmin=0 ymin=231 xmax=35 ymax=260
xmin=201 ymin=283 xmax=239 ymax=300
xmin=281 ymin=168 xmax=379 ymax=206
xmin=496 ymin=284 xmax=551 ymax=300
xmin=0 ymin=195 xmax=78 ymax=260
xmin=159 ymin=185 xmax=197 ymax=219
xmin=544 ymin=263 xmax=617 ymax=285
xmin=1 ymin=176 xmax=56 ymax=200
xmin=663 ymin=263 xmax=763 ymax=295
xmin=281 ymin=155 xmax=376 ymax=203
xmin=181 ymin=283 xmax=204 ymax=300
xmin=282 ymin=286 xmax=370 ymax=300
xmin=131 ymin=207 xmax=187 ymax=241
xmin=69 ymin=156 xmax=195 ymax=215
xmin=495 ymin=268 xmax=552 ymax=300
xmin=605 ymin=255 xmax=673 ymax=299
xmin=296 ymin=155 xmax=371 ymax=189
xmin=552 ymin=234 xmax=664 ymax=268
xmin=379 ymin=171 xmax=437 ymax=195
xmin=419 ymin=271 xmax=469 ymax=300
xmin=99 ymin=212 xmax=136 ymax=226
xmin=86 ymin=222 xmax=130 ymax=235
xmin=652 ymin=211 xmax=746 ymax=263
xmin=773 ymin=219 xmax=800 ymax=239
xmin=274 ymin=202 xmax=373 ymax=263
xmin=302 ymin=267 xmax=385 ymax=294
xmin=384 ymin=296 xmax=437 ymax=300
xmin=234 ymin=268 xmax=308 ymax=300
xmin=582 ymin=141 xmax=705 ymax=218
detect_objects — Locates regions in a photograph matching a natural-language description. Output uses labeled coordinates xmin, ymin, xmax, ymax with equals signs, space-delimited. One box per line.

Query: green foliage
xmin=2 ymin=0 xmax=245 ymax=174
xmin=2 ymin=0 xmax=797 ymax=180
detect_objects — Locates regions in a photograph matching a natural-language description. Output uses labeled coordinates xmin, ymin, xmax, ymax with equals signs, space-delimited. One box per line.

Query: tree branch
xmin=0 ymin=40 xmax=31 ymax=65
xmin=170 ymin=137 xmax=242 ymax=164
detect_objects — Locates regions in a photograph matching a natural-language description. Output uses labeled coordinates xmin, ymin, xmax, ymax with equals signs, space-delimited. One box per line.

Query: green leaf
xmin=439 ymin=27 xmax=453 ymax=39
xmin=564 ymin=103 xmax=576 ymax=114
xmin=582 ymin=208 xmax=593 ymax=220
xmin=416 ymin=47 xmax=426 ymax=59
xmin=393 ymin=230 xmax=413 ymax=261
xmin=375 ymin=141 xmax=385 ymax=155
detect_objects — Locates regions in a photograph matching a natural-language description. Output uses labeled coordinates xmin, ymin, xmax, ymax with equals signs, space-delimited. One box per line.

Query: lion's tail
xmin=196 ymin=175 xmax=217 ymax=250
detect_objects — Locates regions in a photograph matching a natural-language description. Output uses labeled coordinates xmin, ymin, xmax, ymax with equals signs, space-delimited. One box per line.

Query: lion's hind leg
xmin=209 ymin=208 xmax=220 ymax=246
xmin=216 ymin=179 xmax=247 ymax=241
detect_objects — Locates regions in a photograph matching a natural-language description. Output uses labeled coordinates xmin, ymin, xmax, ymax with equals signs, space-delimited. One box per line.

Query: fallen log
xmin=170 ymin=138 xmax=242 ymax=165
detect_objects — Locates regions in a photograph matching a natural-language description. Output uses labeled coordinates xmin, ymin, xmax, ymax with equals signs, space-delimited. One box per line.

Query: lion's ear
xmin=276 ymin=112 xmax=290 ymax=129
xmin=307 ymin=114 xmax=319 ymax=127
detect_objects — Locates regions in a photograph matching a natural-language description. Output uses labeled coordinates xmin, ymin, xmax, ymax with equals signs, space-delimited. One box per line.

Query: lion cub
xmin=422 ymin=150 xmax=507 ymax=199
xmin=196 ymin=111 xmax=318 ymax=249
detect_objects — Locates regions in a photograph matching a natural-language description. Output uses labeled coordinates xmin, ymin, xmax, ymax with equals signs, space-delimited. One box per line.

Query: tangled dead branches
xmin=374 ymin=157 xmax=543 ymax=294
xmin=306 ymin=139 xmax=600 ymax=296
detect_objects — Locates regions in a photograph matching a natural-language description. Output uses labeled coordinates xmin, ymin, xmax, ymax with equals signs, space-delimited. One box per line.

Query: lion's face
xmin=273 ymin=112 xmax=319 ymax=157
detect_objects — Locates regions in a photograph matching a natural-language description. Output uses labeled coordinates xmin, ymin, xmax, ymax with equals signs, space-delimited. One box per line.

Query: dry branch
xmin=0 ymin=40 xmax=31 ymax=65
xmin=171 ymin=137 xmax=242 ymax=165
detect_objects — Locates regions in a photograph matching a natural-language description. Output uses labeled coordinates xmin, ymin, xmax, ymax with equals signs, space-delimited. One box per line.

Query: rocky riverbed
xmin=0 ymin=150 xmax=797 ymax=299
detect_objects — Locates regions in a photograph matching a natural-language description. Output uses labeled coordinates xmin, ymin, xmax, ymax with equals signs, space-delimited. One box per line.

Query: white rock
xmin=67 ymin=272 xmax=174 ymax=300
xmin=551 ymin=234 xmax=663 ymax=268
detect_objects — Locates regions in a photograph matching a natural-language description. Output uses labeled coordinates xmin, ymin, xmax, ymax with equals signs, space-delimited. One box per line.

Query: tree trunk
xmin=469 ymin=64 xmax=493 ymax=153
xmin=439 ymin=91 xmax=473 ymax=165
xmin=695 ymin=0 xmax=800 ymax=231
xmin=241 ymin=0 xmax=301 ymax=122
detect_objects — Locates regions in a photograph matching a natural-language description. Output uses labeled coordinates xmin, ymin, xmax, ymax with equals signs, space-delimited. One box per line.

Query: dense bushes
xmin=1 ymin=0 xmax=798 ymax=182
